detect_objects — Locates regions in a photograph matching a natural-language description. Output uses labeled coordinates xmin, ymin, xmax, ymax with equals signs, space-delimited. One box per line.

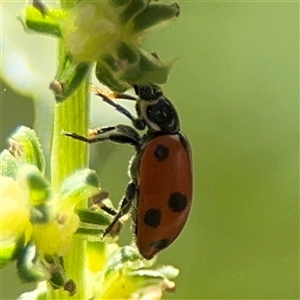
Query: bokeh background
xmin=1 ymin=1 xmax=299 ymax=299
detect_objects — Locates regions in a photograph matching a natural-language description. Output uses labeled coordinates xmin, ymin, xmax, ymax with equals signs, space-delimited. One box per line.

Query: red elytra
xmin=64 ymin=84 xmax=193 ymax=259
xmin=136 ymin=134 xmax=192 ymax=259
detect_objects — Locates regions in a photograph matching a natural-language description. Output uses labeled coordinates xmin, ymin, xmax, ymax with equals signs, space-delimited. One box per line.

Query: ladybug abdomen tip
xmin=138 ymin=238 xmax=171 ymax=260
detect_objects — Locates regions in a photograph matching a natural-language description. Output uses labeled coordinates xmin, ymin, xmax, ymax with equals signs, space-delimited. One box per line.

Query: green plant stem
xmin=49 ymin=0 xmax=92 ymax=296
xmin=50 ymin=80 xmax=90 ymax=299
xmin=50 ymin=33 xmax=90 ymax=300
xmin=50 ymin=80 xmax=89 ymax=191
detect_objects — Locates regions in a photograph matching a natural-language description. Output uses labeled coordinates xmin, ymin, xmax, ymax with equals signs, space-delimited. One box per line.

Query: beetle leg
xmin=90 ymin=191 xmax=118 ymax=216
xmin=63 ymin=124 xmax=141 ymax=147
xmin=92 ymin=85 xmax=137 ymax=101
xmin=93 ymin=86 xmax=146 ymax=130
xmin=102 ymin=181 xmax=136 ymax=239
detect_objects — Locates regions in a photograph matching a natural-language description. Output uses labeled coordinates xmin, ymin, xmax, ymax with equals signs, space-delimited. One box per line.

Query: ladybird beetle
xmin=64 ymin=84 xmax=193 ymax=259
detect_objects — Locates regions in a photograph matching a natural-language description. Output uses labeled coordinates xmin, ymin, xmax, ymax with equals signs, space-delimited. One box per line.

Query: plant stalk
xmin=50 ymin=29 xmax=90 ymax=300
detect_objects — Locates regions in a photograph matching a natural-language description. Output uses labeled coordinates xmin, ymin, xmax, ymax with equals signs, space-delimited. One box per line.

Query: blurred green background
xmin=1 ymin=1 xmax=299 ymax=299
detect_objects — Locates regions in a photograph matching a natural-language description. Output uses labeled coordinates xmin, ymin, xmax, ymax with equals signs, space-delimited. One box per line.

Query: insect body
xmin=64 ymin=84 xmax=193 ymax=259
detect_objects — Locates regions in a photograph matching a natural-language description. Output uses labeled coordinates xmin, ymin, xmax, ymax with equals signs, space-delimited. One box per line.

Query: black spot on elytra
xmin=168 ymin=192 xmax=188 ymax=212
xmin=143 ymin=209 xmax=161 ymax=228
xmin=151 ymin=239 xmax=170 ymax=250
xmin=154 ymin=144 xmax=169 ymax=161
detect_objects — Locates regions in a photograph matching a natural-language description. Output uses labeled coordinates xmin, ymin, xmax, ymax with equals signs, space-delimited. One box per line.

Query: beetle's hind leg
xmin=102 ymin=181 xmax=137 ymax=240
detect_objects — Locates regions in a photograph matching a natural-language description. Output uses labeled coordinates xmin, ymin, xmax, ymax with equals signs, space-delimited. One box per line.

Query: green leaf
xmin=0 ymin=150 xmax=18 ymax=178
xmin=96 ymin=63 xmax=129 ymax=93
xmin=121 ymin=49 xmax=174 ymax=85
xmin=52 ymin=53 xmax=92 ymax=102
xmin=116 ymin=41 xmax=139 ymax=64
xmin=0 ymin=234 xmax=26 ymax=269
xmin=109 ymin=0 xmax=131 ymax=7
xmin=76 ymin=208 xmax=112 ymax=227
xmin=104 ymin=246 xmax=154 ymax=279
xmin=30 ymin=203 xmax=52 ymax=224
xmin=44 ymin=256 xmax=66 ymax=289
xmin=21 ymin=6 xmax=68 ymax=38
xmin=75 ymin=227 xmax=104 ymax=237
xmin=130 ymin=265 xmax=179 ymax=281
xmin=97 ymin=49 xmax=173 ymax=91
xmin=102 ymin=54 xmax=118 ymax=72
xmin=155 ymin=265 xmax=180 ymax=279
xmin=120 ymin=0 xmax=150 ymax=24
xmin=16 ymin=165 xmax=53 ymax=223
xmin=9 ymin=126 xmax=45 ymax=174
xmin=16 ymin=242 xmax=50 ymax=283
xmin=18 ymin=165 xmax=52 ymax=206
xmin=58 ymin=169 xmax=100 ymax=210
xmin=133 ymin=3 xmax=180 ymax=33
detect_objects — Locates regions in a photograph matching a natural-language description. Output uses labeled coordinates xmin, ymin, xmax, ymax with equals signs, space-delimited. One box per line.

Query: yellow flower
xmin=59 ymin=2 xmax=121 ymax=62
xmin=92 ymin=246 xmax=179 ymax=300
xmin=0 ymin=176 xmax=32 ymax=267
xmin=1 ymin=176 xmax=32 ymax=244
xmin=33 ymin=210 xmax=80 ymax=257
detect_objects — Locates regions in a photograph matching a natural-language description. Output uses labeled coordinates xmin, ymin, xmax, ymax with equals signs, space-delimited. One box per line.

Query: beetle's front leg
xmin=63 ymin=124 xmax=141 ymax=146
xmin=92 ymin=85 xmax=146 ymax=130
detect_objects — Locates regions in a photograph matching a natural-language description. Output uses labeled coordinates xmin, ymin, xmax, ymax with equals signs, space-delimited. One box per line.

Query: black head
xmin=134 ymin=84 xmax=180 ymax=134
xmin=133 ymin=84 xmax=163 ymax=100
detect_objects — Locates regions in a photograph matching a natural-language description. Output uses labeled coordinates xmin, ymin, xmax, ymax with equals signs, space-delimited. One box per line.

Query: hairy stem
xmin=50 ymin=2 xmax=90 ymax=298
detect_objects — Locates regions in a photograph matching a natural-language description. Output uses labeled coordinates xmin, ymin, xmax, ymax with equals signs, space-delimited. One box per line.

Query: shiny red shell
xmin=135 ymin=133 xmax=193 ymax=259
